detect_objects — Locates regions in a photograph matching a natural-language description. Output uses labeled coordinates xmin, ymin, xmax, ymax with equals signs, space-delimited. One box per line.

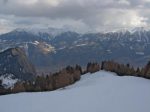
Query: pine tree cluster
xmin=0 ymin=65 xmax=82 ymax=95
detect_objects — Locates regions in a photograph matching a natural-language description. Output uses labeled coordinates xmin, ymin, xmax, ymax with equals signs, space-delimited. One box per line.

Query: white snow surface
xmin=0 ymin=74 xmax=18 ymax=89
xmin=0 ymin=71 xmax=150 ymax=112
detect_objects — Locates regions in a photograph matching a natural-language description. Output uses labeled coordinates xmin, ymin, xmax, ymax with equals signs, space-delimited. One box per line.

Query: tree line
xmin=1 ymin=60 xmax=150 ymax=95
xmin=101 ymin=60 xmax=150 ymax=78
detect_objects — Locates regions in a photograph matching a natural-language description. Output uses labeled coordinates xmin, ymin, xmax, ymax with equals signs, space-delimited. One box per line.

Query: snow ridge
xmin=0 ymin=71 xmax=150 ymax=112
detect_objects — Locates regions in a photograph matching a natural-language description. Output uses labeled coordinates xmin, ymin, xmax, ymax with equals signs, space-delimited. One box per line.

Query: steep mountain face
xmin=0 ymin=48 xmax=36 ymax=80
xmin=0 ymin=27 xmax=150 ymax=72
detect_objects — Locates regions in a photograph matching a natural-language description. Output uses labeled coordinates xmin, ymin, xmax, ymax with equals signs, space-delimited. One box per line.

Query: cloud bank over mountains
xmin=0 ymin=0 xmax=150 ymax=33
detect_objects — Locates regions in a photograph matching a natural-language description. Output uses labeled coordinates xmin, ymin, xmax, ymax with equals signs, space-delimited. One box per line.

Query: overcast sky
xmin=0 ymin=0 xmax=150 ymax=33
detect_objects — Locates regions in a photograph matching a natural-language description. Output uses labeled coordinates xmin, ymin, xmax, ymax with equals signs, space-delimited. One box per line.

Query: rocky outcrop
xmin=0 ymin=48 xmax=36 ymax=80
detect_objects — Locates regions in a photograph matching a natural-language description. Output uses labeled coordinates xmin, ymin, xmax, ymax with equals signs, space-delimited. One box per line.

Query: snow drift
xmin=0 ymin=71 xmax=150 ymax=112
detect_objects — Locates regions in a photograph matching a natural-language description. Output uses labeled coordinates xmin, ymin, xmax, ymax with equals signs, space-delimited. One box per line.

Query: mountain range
xmin=0 ymin=27 xmax=150 ymax=73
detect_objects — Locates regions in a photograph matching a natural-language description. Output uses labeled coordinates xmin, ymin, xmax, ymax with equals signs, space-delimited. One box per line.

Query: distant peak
xmin=130 ymin=27 xmax=149 ymax=33
xmin=102 ymin=27 xmax=150 ymax=34
xmin=12 ymin=27 xmax=73 ymax=37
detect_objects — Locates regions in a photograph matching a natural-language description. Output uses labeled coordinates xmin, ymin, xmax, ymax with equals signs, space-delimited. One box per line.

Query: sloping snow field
xmin=0 ymin=71 xmax=150 ymax=112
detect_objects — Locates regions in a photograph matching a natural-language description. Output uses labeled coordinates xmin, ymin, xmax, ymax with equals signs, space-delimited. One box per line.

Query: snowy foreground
xmin=0 ymin=71 xmax=150 ymax=112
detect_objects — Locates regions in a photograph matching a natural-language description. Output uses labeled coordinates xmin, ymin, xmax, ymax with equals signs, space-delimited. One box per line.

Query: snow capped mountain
xmin=1 ymin=27 xmax=150 ymax=72
xmin=100 ymin=27 xmax=150 ymax=43
xmin=5 ymin=26 xmax=150 ymax=43
xmin=130 ymin=27 xmax=150 ymax=33
xmin=14 ymin=27 xmax=71 ymax=37
xmin=104 ymin=27 xmax=150 ymax=34
xmin=0 ymin=71 xmax=150 ymax=112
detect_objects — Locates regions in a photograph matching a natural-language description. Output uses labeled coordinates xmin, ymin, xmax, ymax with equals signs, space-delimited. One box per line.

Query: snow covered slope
xmin=0 ymin=74 xmax=18 ymax=89
xmin=0 ymin=71 xmax=150 ymax=112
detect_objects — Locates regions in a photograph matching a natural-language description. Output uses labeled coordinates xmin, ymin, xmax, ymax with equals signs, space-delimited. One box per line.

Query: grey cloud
xmin=2 ymin=0 xmax=8 ymax=4
xmin=0 ymin=0 xmax=132 ymax=18
xmin=0 ymin=0 xmax=149 ymax=33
